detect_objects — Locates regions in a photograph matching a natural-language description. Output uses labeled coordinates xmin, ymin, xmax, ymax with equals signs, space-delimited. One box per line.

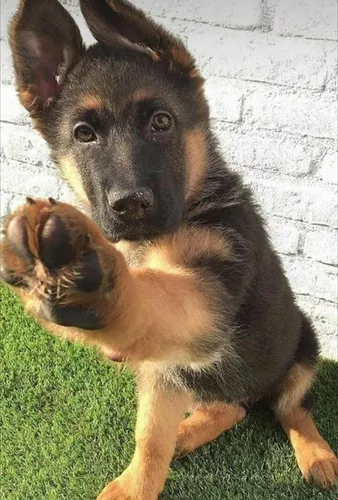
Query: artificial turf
xmin=1 ymin=283 xmax=337 ymax=500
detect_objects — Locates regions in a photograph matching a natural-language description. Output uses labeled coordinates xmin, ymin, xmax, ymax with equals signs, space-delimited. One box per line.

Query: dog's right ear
xmin=9 ymin=0 xmax=84 ymax=116
xmin=79 ymin=0 xmax=202 ymax=82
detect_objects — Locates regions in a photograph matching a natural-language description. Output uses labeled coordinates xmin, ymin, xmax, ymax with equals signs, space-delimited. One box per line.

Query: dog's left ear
xmin=9 ymin=0 xmax=84 ymax=115
xmin=80 ymin=0 xmax=202 ymax=82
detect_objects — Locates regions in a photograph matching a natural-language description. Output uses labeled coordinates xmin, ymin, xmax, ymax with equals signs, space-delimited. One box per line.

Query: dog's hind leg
xmin=174 ymin=402 xmax=246 ymax=459
xmin=274 ymin=362 xmax=338 ymax=489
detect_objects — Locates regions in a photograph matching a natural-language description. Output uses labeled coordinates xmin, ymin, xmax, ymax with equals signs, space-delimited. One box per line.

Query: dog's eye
xmin=74 ymin=124 xmax=97 ymax=143
xmin=150 ymin=112 xmax=172 ymax=132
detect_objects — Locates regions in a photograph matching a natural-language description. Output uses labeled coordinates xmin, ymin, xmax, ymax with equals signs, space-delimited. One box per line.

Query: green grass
xmin=1 ymin=284 xmax=337 ymax=500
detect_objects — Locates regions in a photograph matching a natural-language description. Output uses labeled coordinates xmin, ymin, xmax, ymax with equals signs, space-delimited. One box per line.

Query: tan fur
xmin=118 ymin=263 xmax=219 ymax=363
xmin=59 ymin=155 xmax=89 ymax=202
xmin=132 ymin=90 xmax=156 ymax=102
xmin=279 ymin=408 xmax=338 ymax=489
xmin=3 ymin=200 xmax=228 ymax=368
xmin=86 ymin=225 xmax=233 ymax=365
xmin=98 ymin=378 xmax=190 ymax=500
xmin=19 ymin=88 xmax=39 ymax=111
xmin=274 ymin=363 xmax=315 ymax=417
xmin=79 ymin=93 xmax=103 ymax=110
xmin=184 ymin=129 xmax=207 ymax=201
xmin=176 ymin=403 xmax=246 ymax=457
xmin=145 ymin=225 xmax=233 ymax=269
xmin=274 ymin=362 xmax=338 ymax=489
xmin=169 ymin=45 xmax=203 ymax=82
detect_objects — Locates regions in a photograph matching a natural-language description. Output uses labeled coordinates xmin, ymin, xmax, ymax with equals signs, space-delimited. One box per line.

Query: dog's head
xmin=9 ymin=0 xmax=210 ymax=241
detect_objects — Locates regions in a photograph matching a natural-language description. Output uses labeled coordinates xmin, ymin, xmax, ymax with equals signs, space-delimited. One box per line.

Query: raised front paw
xmin=0 ymin=198 xmax=116 ymax=331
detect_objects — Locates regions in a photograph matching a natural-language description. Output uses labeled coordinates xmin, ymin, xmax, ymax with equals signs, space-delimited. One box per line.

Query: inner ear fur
xmin=9 ymin=0 xmax=84 ymax=115
xmin=80 ymin=0 xmax=203 ymax=82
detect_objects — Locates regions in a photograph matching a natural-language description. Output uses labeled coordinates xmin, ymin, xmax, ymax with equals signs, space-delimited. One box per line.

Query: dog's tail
xmin=296 ymin=311 xmax=320 ymax=367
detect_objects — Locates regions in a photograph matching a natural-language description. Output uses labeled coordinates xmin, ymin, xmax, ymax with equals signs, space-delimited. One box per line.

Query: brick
xmin=1 ymin=159 xmax=63 ymax=199
xmin=168 ymin=21 xmax=336 ymax=90
xmin=285 ymin=257 xmax=337 ymax=304
xmin=281 ymin=256 xmax=338 ymax=304
xmin=7 ymin=194 xmax=27 ymax=215
xmin=281 ymin=255 xmax=316 ymax=296
xmin=304 ymin=228 xmax=338 ymax=265
xmin=0 ymin=191 xmax=13 ymax=219
xmin=318 ymin=335 xmax=338 ymax=360
xmin=58 ymin=183 xmax=78 ymax=206
xmin=305 ymin=186 xmax=338 ymax=228
xmin=317 ymin=151 xmax=337 ymax=184
xmin=251 ymin=180 xmax=309 ymax=221
xmin=314 ymin=262 xmax=338 ymax=302
xmin=214 ymin=123 xmax=323 ymax=176
xmin=0 ymin=0 xmax=16 ymax=36
xmin=0 ymin=85 xmax=29 ymax=125
xmin=205 ymin=79 xmax=243 ymax=123
xmin=0 ymin=40 xmax=15 ymax=86
xmin=267 ymin=217 xmax=300 ymax=254
xmin=244 ymin=89 xmax=337 ymax=138
xmin=1 ymin=123 xmax=53 ymax=168
xmin=60 ymin=1 xmax=95 ymax=44
xmin=273 ymin=0 xmax=338 ymax=40
xmin=296 ymin=296 xmax=337 ymax=359
xmin=141 ymin=0 xmax=262 ymax=29
xmin=326 ymin=54 xmax=338 ymax=91
xmin=1 ymin=1 xmax=20 ymax=84
xmin=246 ymin=180 xmax=275 ymax=216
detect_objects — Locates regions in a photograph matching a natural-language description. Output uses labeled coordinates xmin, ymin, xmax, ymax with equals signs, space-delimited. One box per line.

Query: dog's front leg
xmin=98 ymin=383 xmax=189 ymax=500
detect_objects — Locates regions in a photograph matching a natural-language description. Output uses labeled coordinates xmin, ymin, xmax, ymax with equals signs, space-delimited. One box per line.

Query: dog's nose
xmin=107 ymin=187 xmax=155 ymax=220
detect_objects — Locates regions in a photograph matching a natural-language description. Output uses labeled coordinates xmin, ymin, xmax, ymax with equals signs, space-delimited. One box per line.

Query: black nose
xmin=107 ymin=187 xmax=155 ymax=220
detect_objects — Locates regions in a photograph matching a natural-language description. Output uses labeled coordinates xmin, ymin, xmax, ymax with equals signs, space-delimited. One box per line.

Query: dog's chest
xmin=114 ymin=240 xmax=151 ymax=267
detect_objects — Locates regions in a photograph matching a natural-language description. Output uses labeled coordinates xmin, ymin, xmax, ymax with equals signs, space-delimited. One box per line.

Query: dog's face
xmin=9 ymin=0 xmax=210 ymax=242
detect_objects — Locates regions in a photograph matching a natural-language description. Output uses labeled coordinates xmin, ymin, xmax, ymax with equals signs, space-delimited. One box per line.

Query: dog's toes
xmin=298 ymin=442 xmax=338 ymax=489
xmin=6 ymin=214 xmax=33 ymax=261
xmin=0 ymin=264 xmax=27 ymax=288
xmin=174 ymin=430 xmax=195 ymax=460
xmin=173 ymin=446 xmax=190 ymax=460
xmin=38 ymin=214 xmax=75 ymax=269
xmin=307 ymin=453 xmax=338 ymax=489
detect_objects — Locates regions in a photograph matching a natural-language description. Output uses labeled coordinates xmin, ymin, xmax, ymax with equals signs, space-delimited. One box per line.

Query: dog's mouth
xmin=95 ymin=215 xmax=170 ymax=243
xmin=93 ymin=205 xmax=184 ymax=243
xmin=102 ymin=221 xmax=158 ymax=242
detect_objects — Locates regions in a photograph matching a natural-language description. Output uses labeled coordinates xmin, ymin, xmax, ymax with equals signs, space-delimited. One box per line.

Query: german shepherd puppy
xmin=1 ymin=0 xmax=337 ymax=498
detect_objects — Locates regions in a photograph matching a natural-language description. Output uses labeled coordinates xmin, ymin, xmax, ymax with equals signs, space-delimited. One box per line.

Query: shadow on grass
xmin=163 ymin=360 xmax=338 ymax=500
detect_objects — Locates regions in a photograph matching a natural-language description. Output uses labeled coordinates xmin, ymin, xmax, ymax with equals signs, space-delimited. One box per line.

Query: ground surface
xmin=1 ymin=284 xmax=337 ymax=500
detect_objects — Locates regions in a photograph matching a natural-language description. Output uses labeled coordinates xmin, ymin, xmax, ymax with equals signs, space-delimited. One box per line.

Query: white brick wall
xmin=0 ymin=0 xmax=337 ymax=358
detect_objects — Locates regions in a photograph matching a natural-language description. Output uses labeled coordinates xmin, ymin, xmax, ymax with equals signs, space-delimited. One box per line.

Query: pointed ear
xmin=9 ymin=0 xmax=84 ymax=115
xmin=80 ymin=0 xmax=202 ymax=81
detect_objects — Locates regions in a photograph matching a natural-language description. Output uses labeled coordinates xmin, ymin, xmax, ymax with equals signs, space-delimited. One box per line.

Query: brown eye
xmin=151 ymin=112 xmax=172 ymax=132
xmin=74 ymin=124 xmax=96 ymax=143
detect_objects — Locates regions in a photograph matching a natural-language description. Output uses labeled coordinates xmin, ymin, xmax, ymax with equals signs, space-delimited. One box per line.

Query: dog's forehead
xmin=68 ymin=46 xmax=184 ymax=114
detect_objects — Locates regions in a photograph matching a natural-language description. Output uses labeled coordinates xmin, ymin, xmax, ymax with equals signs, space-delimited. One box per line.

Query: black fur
xmin=39 ymin=301 xmax=104 ymax=330
xmin=9 ymin=0 xmax=319 ymax=408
